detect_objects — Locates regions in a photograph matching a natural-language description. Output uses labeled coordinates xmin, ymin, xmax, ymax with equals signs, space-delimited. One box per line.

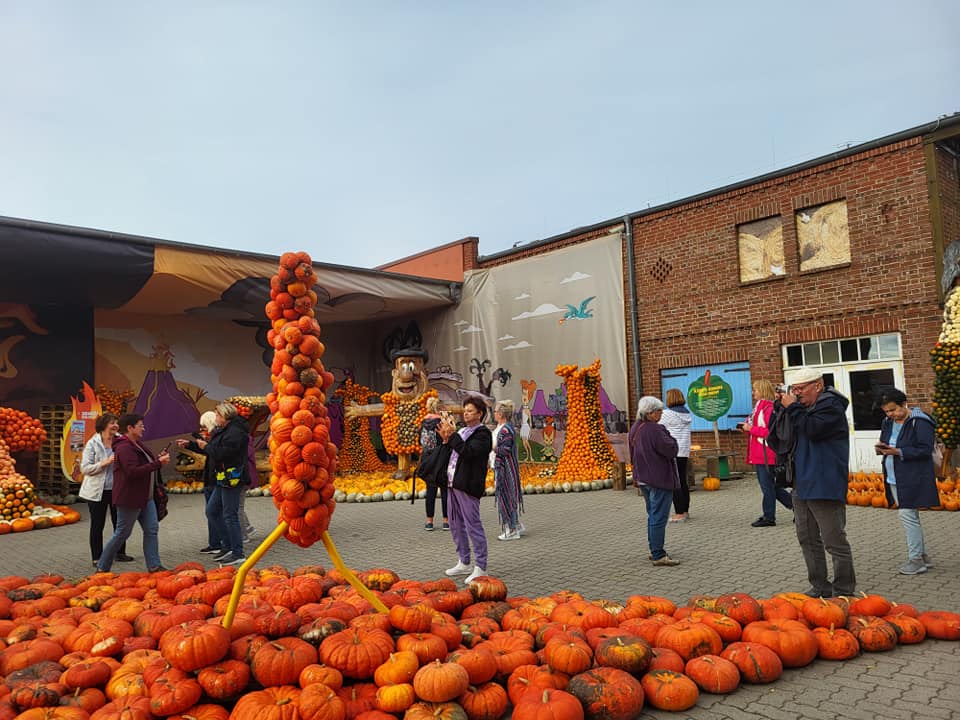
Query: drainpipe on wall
xmin=624 ymin=215 xmax=642 ymax=403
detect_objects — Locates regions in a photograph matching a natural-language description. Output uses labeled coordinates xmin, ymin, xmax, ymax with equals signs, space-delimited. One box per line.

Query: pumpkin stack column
xmin=224 ymin=250 xmax=388 ymax=628
xmin=931 ymin=283 xmax=960 ymax=476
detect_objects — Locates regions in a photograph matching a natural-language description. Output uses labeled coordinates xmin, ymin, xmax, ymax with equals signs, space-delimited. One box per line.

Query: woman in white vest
xmin=79 ymin=413 xmax=134 ymax=566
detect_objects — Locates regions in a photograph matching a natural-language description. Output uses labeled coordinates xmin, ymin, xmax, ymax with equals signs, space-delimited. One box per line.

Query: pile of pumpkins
xmin=846 ymin=472 xmax=889 ymax=508
xmin=846 ymin=471 xmax=960 ymax=511
xmin=164 ymin=479 xmax=206 ymax=495
xmin=0 ymin=437 xmax=81 ymax=532
xmin=0 ymin=565 xmax=958 ymax=718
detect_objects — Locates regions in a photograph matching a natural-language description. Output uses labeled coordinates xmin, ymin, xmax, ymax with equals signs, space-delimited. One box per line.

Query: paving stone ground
xmin=3 ymin=475 xmax=959 ymax=719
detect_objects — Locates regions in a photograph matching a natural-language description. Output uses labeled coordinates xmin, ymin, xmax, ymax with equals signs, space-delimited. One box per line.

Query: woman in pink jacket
xmin=741 ymin=380 xmax=792 ymax=527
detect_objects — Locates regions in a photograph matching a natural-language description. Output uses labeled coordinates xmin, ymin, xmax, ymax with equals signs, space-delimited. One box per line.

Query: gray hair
xmin=215 ymin=402 xmax=239 ymax=421
xmin=636 ymin=396 xmax=663 ymax=420
xmin=495 ymin=399 xmax=515 ymax=424
xmin=199 ymin=411 xmax=218 ymax=432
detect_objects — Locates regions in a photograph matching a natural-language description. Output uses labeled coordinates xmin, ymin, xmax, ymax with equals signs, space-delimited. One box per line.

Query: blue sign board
xmin=660 ymin=361 xmax=752 ymax=432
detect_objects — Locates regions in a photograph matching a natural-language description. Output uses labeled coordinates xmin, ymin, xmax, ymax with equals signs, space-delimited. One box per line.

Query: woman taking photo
xmin=180 ymin=402 xmax=251 ymax=566
xmin=438 ymin=395 xmax=492 ymax=584
xmin=876 ymin=387 xmax=938 ymax=575
xmin=79 ymin=413 xmax=133 ymax=567
xmin=630 ymin=396 xmax=680 ymax=567
xmin=743 ymin=379 xmax=792 ymax=527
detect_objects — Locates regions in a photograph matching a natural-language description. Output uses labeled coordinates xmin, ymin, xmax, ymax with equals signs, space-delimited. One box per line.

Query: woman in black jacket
xmin=179 ymin=402 xmax=250 ymax=565
xmin=438 ymin=395 xmax=492 ymax=584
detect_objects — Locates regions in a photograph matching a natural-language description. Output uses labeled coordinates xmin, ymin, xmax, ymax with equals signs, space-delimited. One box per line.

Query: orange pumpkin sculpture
xmin=264 ymin=251 xmax=337 ymax=548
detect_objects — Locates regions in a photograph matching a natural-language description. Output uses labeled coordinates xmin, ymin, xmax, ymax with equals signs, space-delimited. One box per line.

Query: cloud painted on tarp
xmin=561 ymin=271 xmax=592 ymax=284
xmin=461 ymin=324 xmax=483 ymax=334
xmin=512 ymin=303 xmax=564 ymax=320
xmin=453 ymin=345 xmax=468 ymax=352
xmin=515 ymin=292 xmax=531 ymax=300
xmin=498 ymin=334 xmax=515 ymax=341
xmin=504 ymin=341 xmax=533 ymax=350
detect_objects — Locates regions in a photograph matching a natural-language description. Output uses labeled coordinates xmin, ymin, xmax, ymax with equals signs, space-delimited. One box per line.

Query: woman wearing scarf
xmin=492 ymin=399 xmax=523 ymax=540
xmin=438 ymin=395 xmax=493 ymax=584
xmin=96 ymin=413 xmax=170 ymax=573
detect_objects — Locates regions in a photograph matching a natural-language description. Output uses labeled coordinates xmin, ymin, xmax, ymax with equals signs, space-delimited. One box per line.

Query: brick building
xmin=467 ymin=115 xmax=960 ymax=471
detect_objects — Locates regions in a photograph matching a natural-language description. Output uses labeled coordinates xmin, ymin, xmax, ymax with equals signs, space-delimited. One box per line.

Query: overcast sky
xmin=1 ymin=1 xmax=957 ymax=268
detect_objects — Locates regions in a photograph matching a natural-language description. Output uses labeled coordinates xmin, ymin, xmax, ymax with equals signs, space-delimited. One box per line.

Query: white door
xmin=783 ymin=362 xmax=904 ymax=473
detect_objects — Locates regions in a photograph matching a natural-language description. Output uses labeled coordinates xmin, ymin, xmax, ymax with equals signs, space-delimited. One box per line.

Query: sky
xmin=1 ymin=1 xmax=957 ymax=269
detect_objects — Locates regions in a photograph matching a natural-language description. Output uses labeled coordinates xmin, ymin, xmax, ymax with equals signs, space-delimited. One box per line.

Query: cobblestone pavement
xmin=4 ymin=475 xmax=959 ymax=720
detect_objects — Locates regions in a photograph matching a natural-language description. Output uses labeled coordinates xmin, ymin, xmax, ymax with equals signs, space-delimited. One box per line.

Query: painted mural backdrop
xmin=407 ymin=233 xmax=629 ymax=461
xmin=0 ymin=303 xmax=94 ymax=417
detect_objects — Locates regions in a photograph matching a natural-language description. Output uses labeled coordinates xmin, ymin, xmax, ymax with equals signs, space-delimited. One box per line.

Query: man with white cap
xmin=777 ymin=367 xmax=856 ymax=597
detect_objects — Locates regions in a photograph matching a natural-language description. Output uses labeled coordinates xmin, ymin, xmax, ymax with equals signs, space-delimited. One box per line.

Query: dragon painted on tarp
xmin=345 ymin=321 xmax=438 ymax=478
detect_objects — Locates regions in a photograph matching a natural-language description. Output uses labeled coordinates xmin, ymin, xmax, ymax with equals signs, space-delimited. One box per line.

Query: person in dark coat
xmin=97 ymin=413 xmax=171 ymax=573
xmin=179 ymin=402 xmax=250 ymax=566
xmin=778 ymin=367 xmax=856 ymax=598
xmin=419 ymin=396 xmax=448 ymax=531
xmin=438 ymin=395 xmax=493 ymax=585
xmin=876 ymin=387 xmax=939 ymax=575
xmin=630 ymin=396 xmax=681 ymax=567
xmin=180 ymin=411 xmax=221 ymax=554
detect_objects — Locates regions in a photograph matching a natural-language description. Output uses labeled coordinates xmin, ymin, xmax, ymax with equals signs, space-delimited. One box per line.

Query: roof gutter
xmin=481 ymin=114 xmax=960 ymax=264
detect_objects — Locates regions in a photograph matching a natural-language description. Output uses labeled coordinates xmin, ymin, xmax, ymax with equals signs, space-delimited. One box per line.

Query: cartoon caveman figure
xmin=346 ymin=323 xmax=440 ymax=478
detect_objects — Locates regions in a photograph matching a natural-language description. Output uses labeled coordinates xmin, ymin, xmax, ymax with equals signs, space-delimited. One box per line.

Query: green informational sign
xmin=687 ymin=370 xmax=733 ymax=422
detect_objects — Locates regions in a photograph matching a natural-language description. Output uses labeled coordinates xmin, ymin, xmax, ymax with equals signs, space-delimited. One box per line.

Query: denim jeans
xmin=98 ymin=501 xmax=161 ymax=571
xmin=640 ymin=486 xmax=673 ymax=560
xmin=887 ymin=484 xmax=926 ymax=560
xmin=755 ymin=463 xmax=793 ymax=520
xmin=206 ymin=484 xmax=243 ymax=557
xmin=202 ymin=486 xmax=222 ymax=549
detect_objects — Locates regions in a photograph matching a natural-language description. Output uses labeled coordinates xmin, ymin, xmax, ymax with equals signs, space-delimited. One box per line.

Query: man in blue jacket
xmin=779 ymin=367 xmax=856 ymax=597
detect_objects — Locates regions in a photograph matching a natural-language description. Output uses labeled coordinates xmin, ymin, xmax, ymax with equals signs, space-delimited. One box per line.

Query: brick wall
xmin=936 ymin=144 xmax=960 ymax=244
xmin=627 ymin=140 xmax=940 ymax=408
xmin=474 ymin=136 xmax=948 ymax=463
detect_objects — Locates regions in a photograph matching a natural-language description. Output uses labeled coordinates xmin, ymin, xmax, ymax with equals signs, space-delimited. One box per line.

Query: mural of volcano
xmin=132 ymin=344 xmax=200 ymax=440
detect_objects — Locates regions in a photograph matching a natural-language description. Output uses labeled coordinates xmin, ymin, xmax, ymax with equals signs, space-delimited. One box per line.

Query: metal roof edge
xmin=0 ymin=214 xmax=459 ymax=288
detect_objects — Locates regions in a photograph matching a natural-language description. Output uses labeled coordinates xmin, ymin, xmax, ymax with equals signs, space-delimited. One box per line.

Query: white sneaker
xmin=517 ymin=522 xmax=526 ymax=536
xmin=445 ymin=560 xmax=472 ymax=576
xmin=498 ymin=529 xmax=521 ymax=541
xmin=463 ymin=566 xmax=486 ymax=584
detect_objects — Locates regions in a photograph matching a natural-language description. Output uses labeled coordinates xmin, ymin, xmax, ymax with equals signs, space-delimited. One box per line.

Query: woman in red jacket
xmin=741 ymin=380 xmax=792 ymax=527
